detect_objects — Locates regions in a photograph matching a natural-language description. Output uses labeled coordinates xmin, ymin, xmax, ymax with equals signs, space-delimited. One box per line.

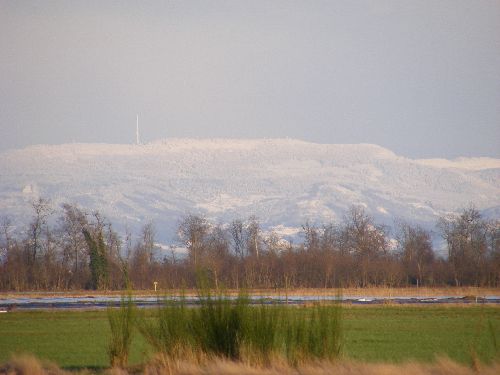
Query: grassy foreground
xmin=0 ymin=305 xmax=499 ymax=370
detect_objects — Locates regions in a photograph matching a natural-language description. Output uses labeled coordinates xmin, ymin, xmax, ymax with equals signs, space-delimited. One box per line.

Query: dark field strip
xmin=0 ymin=305 xmax=499 ymax=369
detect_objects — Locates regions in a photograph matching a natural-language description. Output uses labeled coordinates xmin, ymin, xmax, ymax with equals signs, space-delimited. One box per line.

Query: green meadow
xmin=0 ymin=304 xmax=499 ymax=370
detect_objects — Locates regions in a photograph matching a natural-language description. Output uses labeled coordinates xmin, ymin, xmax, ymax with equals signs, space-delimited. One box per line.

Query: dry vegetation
xmin=2 ymin=355 xmax=500 ymax=375
xmin=140 ymin=357 xmax=500 ymax=375
xmin=0 ymin=355 xmax=71 ymax=375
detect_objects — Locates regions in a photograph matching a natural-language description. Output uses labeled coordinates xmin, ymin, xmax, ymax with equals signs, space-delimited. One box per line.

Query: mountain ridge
xmin=1 ymin=139 xmax=498 ymax=248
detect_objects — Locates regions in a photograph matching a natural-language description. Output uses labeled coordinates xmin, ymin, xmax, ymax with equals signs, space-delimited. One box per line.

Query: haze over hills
xmin=0 ymin=138 xmax=499 ymax=252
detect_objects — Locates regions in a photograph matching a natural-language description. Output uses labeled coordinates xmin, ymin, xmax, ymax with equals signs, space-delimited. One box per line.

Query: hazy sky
xmin=1 ymin=1 xmax=499 ymax=158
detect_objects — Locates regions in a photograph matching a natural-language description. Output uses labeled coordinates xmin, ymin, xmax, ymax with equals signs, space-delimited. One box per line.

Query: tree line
xmin=0 ymin=199 xmax=498 ymax=291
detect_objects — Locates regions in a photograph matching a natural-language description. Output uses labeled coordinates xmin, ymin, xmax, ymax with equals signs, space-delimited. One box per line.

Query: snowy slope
xmin=0 ymin=139 xmax=498 ymax=245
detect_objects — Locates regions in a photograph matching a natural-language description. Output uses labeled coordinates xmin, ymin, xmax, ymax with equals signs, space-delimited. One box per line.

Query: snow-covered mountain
xmin=0 ymin=138 xmax=499 ymax=247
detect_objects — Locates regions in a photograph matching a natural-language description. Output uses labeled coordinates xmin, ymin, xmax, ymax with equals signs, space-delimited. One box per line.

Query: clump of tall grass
xmin=107 ymin=294 xmax=136 ymax=368
xmin=306 ymin=303 xmax=343 ymax=360
xmin=191 ymin=289 xmax=248 ymax=360
xmin=275 ymin=301 xmax=342 ymax=365
xmin=240 ymin=303 xmax=281 ymax=365
xmin=135 ymin=287 xmax=343 ymax=366
xmin=136 ymin=292 xmax=194 ymax=360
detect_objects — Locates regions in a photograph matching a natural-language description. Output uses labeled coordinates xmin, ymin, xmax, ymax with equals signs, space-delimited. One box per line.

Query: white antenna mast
xmin=136 ymin=114 xmax=140 ymax=145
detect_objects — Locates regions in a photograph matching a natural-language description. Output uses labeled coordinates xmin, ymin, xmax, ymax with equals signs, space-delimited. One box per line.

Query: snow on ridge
xmin=0 ymin=138 xmax=499 ymax=245
xmin=416 ymin=157 xmax=500 ymax=171
xmin=0 ymin=138 xmax=400 ymax=159
xmin=2 ymin=140 xmax=498 ymax=170
xmin=149 ymin=137 xmax=311 ymax=150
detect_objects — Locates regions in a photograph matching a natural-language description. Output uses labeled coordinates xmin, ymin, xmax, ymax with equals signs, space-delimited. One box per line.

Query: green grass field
xmin=0 ymin=305 xmax=498 ymax=370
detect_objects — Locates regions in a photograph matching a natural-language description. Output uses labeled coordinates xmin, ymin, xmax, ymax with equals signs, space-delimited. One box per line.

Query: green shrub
xmin=192 ymin=289 xmax=247 ymax=360
xmin=107 ymin=294 xmax=135 ymax=368
xmin=136 ymin=293 xmax=192 ymax=358
xmin=241 ymin=303 xmax=280 ymax=364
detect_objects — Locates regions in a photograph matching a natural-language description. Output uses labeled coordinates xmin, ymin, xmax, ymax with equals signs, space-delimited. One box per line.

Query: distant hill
xmin=1 ymin=139 xmax=499 ymax=250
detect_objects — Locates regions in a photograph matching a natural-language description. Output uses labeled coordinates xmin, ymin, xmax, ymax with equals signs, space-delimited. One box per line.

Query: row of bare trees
xmin=0 ymin=201 xmax=498 ymax=291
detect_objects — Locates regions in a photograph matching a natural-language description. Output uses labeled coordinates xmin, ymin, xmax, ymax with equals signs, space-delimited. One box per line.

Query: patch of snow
xmin=155 ymin=243 xmax=188 ymax=257
xmin=377 ymin=206 xmax=389 ymax=215
xmin=22 ymin=184 xmax=35 ymax=194
xmin=416 ymin=157 xmax=500 ymax=171
xmin=388 ymin=238 xmax=399 ymax=251
xmin=270 ymin=225 xmax=302 ymax=238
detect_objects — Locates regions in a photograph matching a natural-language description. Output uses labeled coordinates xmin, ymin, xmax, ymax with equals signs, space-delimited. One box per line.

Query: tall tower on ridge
xmin=136 ymin=114 xmax=140 ymax=145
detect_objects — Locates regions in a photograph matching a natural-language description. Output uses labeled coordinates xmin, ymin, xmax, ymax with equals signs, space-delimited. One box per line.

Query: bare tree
xmin=130 ymin=222 xmax=157 ymax=289
xmin=229 ymin=219 xmax=245 ymax=259
xmin=246 ymin=216 xmax=261 ymax=258
xmin=178 ymin=214 xmax=210 ymax=267
xmin=29 ymin=197 xmax=53 ymax=264
xmin=396 ymin=221 xmax=434 ymax=287
xmin=486 ymin=219 xmax=500 ymax=286
xmin=302 ymin=221 xmax=320 ymax=252
xmin=0 ymin=216 xmax=14 ymax=254
xmin=204 ymin=224 xmax=230 ymax=289
xmin=141 ymin=221 xmax=156 ymax=264
xmin=438 ymin=206 xmax=488 ymax=286
xmin=340 ymin=206 xmax=389 ymax=286
xmin=57 ymin=203 xmax=88 ymax=287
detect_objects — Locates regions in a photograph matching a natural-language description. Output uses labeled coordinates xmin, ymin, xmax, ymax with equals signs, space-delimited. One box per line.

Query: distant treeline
xmin=0 ymin=200 xmax=499 ymax=291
